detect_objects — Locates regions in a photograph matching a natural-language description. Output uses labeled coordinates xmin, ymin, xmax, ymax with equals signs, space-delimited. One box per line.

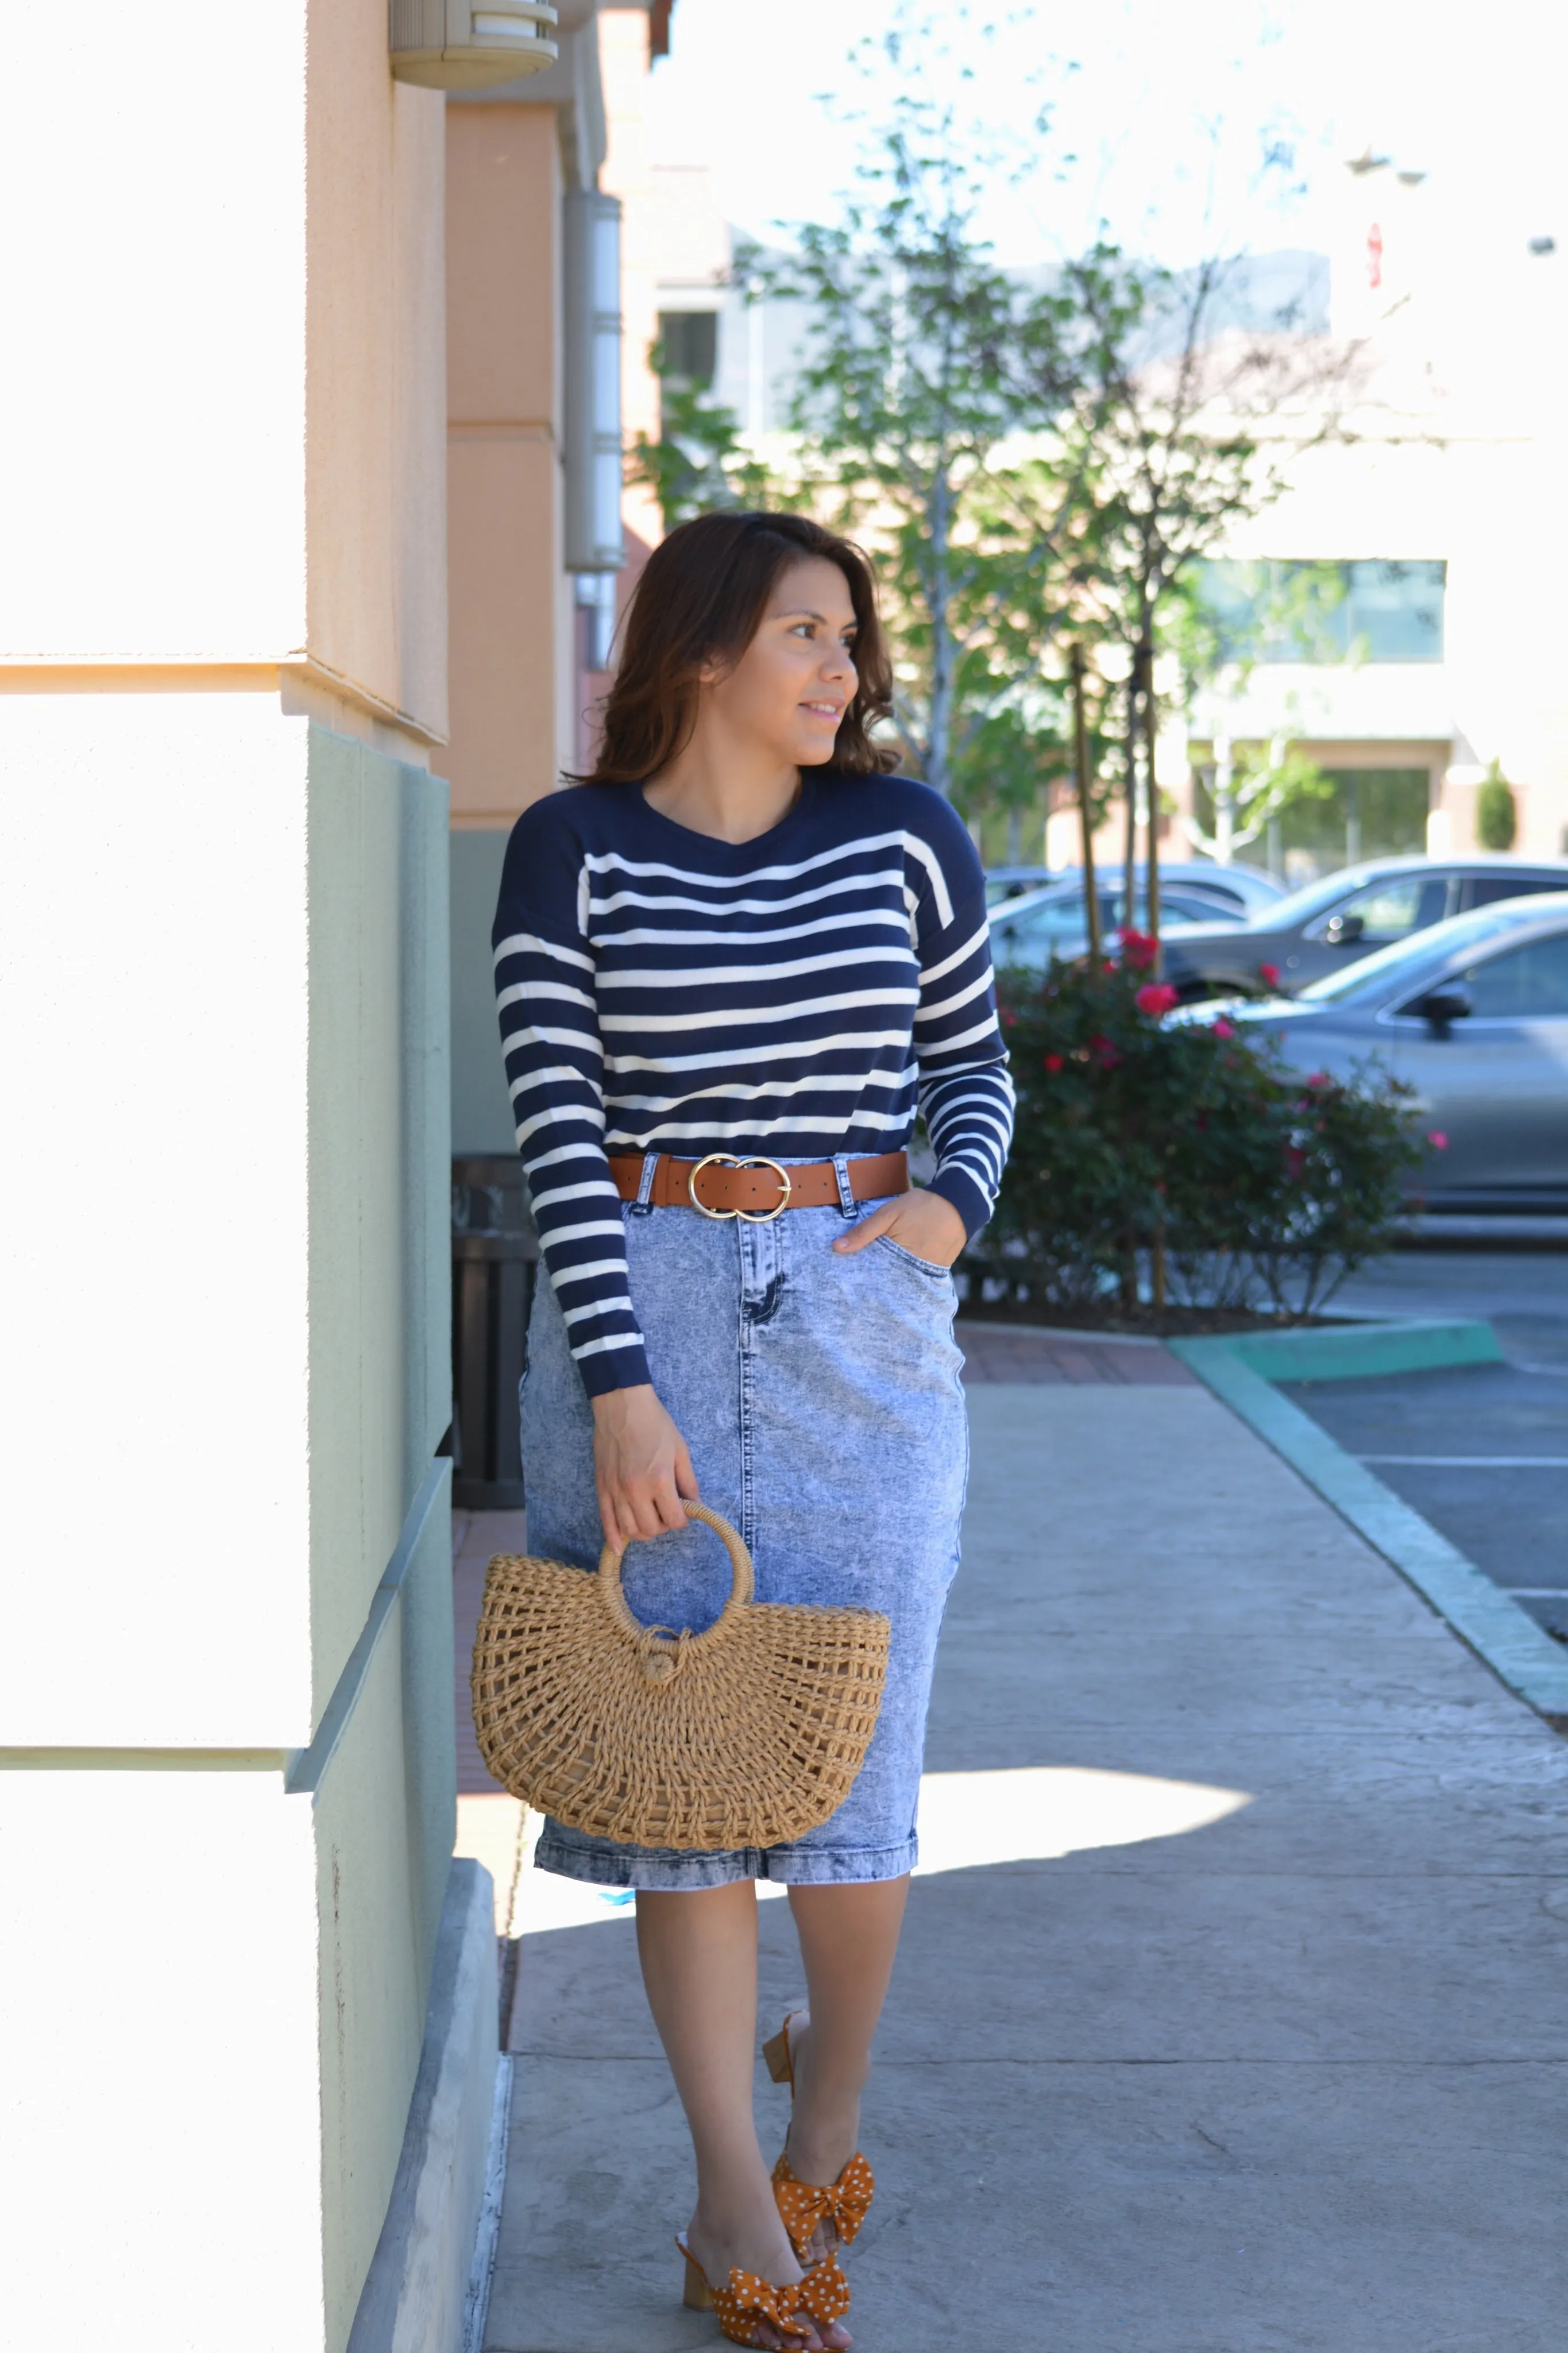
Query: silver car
xmin=989 ymin=871 xmax=1260 ymax=969
xmin=1169 ymin=893 xmax=1568 ymax=1209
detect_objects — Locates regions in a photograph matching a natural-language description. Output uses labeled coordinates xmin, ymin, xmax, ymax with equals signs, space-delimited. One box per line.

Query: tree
xmin=1059 ymin=252 xmax=1358 ymax=892
xmin=1475 ymin=760 xmax=1518 ymax=851
xmin=628 ymin=336 xmax=774 ymax=533
xmin=1183 ymin=732 xmax=1333 ymax=864
xmin=755 ymin=32 xmax=1098 ymax=808
xmin=1169 ymin=559 xmax=1344 ymax=862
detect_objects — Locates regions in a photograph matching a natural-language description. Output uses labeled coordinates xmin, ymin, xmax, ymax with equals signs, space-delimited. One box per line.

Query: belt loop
xmin=630 ymin=1150 xmax=660 ymax=1217
xmin=832 ymin=1153 xmax=857 ymax=1218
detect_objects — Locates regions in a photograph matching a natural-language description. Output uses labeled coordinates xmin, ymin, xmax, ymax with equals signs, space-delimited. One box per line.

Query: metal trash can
xmin=450 ymin=1155 xmax=539 ymax=1509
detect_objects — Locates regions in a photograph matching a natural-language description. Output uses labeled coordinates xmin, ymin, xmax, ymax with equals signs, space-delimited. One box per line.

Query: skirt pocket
xmin=874 ymin=1233 xmax=957 ymax=1282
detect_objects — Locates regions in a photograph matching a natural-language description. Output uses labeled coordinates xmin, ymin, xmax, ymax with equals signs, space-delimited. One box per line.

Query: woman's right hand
xmin=591 ymin=1383 xmax=700 ymax=1552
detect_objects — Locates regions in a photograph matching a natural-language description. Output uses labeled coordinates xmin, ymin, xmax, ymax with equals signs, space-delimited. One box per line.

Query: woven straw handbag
xmin=470 ymin=1501 xmax=890 ymax=1851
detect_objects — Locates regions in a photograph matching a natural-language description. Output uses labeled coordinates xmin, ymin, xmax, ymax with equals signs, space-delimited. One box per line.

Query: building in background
xmin=663 ymin=162 xmax=1568 ymax=881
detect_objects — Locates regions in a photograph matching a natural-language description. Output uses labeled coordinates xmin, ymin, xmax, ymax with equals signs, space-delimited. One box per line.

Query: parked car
xmin=1157 ymin=855 xmax=1568 ymax=1001
xmin=990 ymin=871 xmax=1267 ymax=970
xmin=986 ymin=859 xmax=1283 ymax=920
xmin=1168 ymin=892 xmax=1568 ymax=1210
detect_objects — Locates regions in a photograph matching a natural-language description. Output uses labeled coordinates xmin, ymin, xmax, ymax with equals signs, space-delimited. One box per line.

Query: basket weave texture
xmin=470 ymin=1502 xmax=890 ymax=1851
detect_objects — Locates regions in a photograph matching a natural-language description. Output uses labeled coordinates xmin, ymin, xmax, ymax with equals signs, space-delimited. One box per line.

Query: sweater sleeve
xmin=492 ymin=801 xmax=651 ymax=1398
xmin=906 ymin=801 xmax=1015 ymax=1237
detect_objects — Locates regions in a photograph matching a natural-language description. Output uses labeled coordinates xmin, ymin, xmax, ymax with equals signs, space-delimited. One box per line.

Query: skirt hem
xmin=532 ymin=1827 xmax=918 ymax=1891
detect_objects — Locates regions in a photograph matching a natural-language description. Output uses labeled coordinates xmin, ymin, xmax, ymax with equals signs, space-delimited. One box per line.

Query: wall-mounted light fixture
xmin=563 ymin=188 xmax=625 ymax=578
xmin=391 ymin=0 xmax=558 ymax=90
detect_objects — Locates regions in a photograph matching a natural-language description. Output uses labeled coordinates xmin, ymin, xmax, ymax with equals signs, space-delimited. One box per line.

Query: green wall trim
xmin=1169 ymin=1328 xmax=1568 ymax=1726
xmin=0 ymin=1749 xmax=291 ymax=1773
xmin=287 ymin=1457 xmax=453 ymax=1797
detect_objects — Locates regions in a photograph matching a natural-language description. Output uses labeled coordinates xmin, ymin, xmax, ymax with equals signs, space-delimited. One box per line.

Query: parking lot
xmin=1285 ymin=1249 xmax=1568 ymax=1640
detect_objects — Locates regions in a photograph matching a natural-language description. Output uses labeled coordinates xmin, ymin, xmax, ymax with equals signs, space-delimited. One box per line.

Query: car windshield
xmin=988 ymin=884 xmax=1241 ymax=966
xmin=1242 ymin=866 xmax=1392 ymax=931
xmin=1297 ymin=899 xmax=1566 ymax=1004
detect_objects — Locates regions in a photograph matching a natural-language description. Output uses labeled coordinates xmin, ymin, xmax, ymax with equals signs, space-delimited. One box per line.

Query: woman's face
xmin=704 ymin=556 xmax=859 ymax=768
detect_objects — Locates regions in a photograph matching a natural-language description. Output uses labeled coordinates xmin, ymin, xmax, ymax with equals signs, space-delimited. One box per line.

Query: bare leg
xmin=781 ymin=1878 xmax=909 ymax=2246
xmin=636 ymin=1884 xmax=834 ymax=2351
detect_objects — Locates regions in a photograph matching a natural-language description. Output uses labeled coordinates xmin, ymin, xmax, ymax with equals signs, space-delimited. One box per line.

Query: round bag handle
xmin=597 ymin=1501 xmax=755 ymax=1650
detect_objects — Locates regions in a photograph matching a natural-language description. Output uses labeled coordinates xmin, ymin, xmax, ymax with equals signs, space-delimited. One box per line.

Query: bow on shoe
xmin=771 ymin=2151 xmax=875 ymax=2261
xmin=791 ymin=2253 xmax=852 ymax=2327
xmin=712 ymin=2269 xmax=815 ymax=2350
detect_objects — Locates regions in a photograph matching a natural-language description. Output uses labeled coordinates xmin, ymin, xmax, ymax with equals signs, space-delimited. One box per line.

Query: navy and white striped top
xmin=492 ymin=771 xmax=1015 ymax=1397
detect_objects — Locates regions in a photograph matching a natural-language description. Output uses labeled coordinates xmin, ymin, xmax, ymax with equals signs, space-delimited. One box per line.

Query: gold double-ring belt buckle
xmin=686 ymin=1152 xmax=794 ymax=1222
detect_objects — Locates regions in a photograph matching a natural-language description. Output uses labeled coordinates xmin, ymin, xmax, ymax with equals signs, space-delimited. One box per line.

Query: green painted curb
xmin=1168 ymin=1328 xmax=1568 ymax=1727
xmin=1184 ymin=1317 xmax=1503 ymax=1384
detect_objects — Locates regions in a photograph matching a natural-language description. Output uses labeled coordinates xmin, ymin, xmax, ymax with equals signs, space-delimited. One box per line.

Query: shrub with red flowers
xmin=976 ymin=954 xmax=1426 ymax=1320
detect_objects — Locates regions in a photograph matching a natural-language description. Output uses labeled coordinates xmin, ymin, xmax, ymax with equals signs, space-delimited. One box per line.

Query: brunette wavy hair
xmin=573 ymin=510 xmax=899 ymax=784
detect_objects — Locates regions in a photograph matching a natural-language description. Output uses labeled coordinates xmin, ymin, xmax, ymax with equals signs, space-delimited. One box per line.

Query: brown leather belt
xmin=608 ymin=1150 xmax=909 ymax=1222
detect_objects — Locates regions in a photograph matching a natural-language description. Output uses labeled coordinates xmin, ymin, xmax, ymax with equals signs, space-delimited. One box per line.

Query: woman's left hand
xmin=831 ymin=1187 xmax=967 ymax=1269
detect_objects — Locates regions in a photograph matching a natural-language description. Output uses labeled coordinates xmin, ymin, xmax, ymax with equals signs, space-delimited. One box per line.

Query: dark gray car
xmin=1169 ymin=893 xmax=1568 ymax=1209
xmin=1159 ymin=855 xmax=1568 ymax=1001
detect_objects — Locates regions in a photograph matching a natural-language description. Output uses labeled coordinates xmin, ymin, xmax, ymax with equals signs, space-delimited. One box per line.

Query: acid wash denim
xmin=519 ymin=1185 xmax=970 ymax=1891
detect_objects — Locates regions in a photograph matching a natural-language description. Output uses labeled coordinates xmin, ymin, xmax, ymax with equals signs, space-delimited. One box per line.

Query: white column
xmin=0 ymin=7 xmax=455 ymax=2348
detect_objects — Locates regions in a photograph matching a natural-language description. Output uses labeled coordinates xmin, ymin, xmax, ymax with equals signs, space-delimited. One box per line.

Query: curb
xmin=347 ymin=1858 xmax=501 ymax=2353
xmin=1169 ymin=1322 xmax=1568 ymax=1730
xmin=1195 ymin=1316 xmax=1503 ymax=1383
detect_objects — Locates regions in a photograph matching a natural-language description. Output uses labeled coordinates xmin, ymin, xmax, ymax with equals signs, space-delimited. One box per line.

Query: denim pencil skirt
xmin=519 ymin=1186 xmax=970 ymax=1891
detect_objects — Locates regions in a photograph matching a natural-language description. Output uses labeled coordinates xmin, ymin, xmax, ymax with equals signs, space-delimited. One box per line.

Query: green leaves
xmin=754 ymin=112 xmax=1096 ymax=800
xmin=980 ymin=958 xmax=1424 ymax=1320
xmin=628 ymin=351 xmax=776 ymax=534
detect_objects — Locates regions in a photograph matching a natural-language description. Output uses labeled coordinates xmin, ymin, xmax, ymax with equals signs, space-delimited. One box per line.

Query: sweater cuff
xmin=926 ymin=1166 xmax=993 ymax=1242
xmin=574 ymin=1342 xmax=653 ymax=1400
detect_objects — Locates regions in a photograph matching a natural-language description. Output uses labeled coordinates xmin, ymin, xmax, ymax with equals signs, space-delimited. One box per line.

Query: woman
xmin=492 ymin=511 xmax=1014 ymax=2348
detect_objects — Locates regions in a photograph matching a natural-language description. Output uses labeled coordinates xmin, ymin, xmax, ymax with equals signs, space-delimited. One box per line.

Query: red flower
xmin=1136 ymin=981 xmax=1178 ymax=1016
xmin=1087 ymin=1032 xmax=1121 ymax=1069
xmin=1118 ymin=925 xmax=1158 ymax=971
xmin=1212 ymin=1016 xmax=1236 ymax=1039
xmin=1044 ymin=1052 xmax=1065 ymax=1073
xmin=1427 ymin=1129 xmax=1449 ymax=1150
xmin=1257 ymin=961 xmax=1281 ymax=988
xmin=1304 ymin=1070 xmax=1330 ymax=1090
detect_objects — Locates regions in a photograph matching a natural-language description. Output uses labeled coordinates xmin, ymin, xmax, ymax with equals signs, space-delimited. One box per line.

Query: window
xmin=1459 ymin=934 xmax=1568 ymax=1017
xmin=1296 ymin=770 xmax=1432 ymax=866
xmin=1313 ymin=874 xmax=1450 ymax=944
xmin=991 ymin=893 xmax=1094 ymax=968
xmin=657 ymin=310 xmax=717 ymax=386
xmin=1464 ymin=875 xmax=1568 ymax=911
xmin=1195 ymin=559 xmax=1446 ymax=664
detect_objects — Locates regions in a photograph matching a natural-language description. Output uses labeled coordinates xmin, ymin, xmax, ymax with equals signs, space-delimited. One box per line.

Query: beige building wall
xmin=443 ymin=6 xmax=674 ymax=1154
xmin=445 ymin=101 xmax=577 ymax=821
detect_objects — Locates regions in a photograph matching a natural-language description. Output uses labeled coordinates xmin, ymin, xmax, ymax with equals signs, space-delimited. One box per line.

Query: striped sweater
xmin=492 ymin=771 xmax=1015 ymax=1397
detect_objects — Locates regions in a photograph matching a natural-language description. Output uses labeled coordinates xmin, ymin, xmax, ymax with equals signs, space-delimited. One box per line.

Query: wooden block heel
xmin=763 ymin=2007 xmax=804 ymax=2091
xmin=673 ymin=2235 xmax=813 ymax=2347
xmin=680 ymin=2243 xmax=716 ymax=2311
xmin=762 ymin=2025 xmax=793 ymax=2086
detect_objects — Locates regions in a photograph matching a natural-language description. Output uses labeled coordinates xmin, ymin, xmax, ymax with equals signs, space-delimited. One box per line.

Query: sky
xmin=645 ymin=0 xmax=1563 ymax=277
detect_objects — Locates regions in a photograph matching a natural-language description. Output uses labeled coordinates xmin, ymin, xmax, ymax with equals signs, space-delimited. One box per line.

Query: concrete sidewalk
xmin=479 ymin=1335 xmax=1568 ymax=2351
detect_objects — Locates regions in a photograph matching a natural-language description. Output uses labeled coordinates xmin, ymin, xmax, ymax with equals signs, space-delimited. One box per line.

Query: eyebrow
xmin=779 ymin=609 xmax=857 ymax=627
